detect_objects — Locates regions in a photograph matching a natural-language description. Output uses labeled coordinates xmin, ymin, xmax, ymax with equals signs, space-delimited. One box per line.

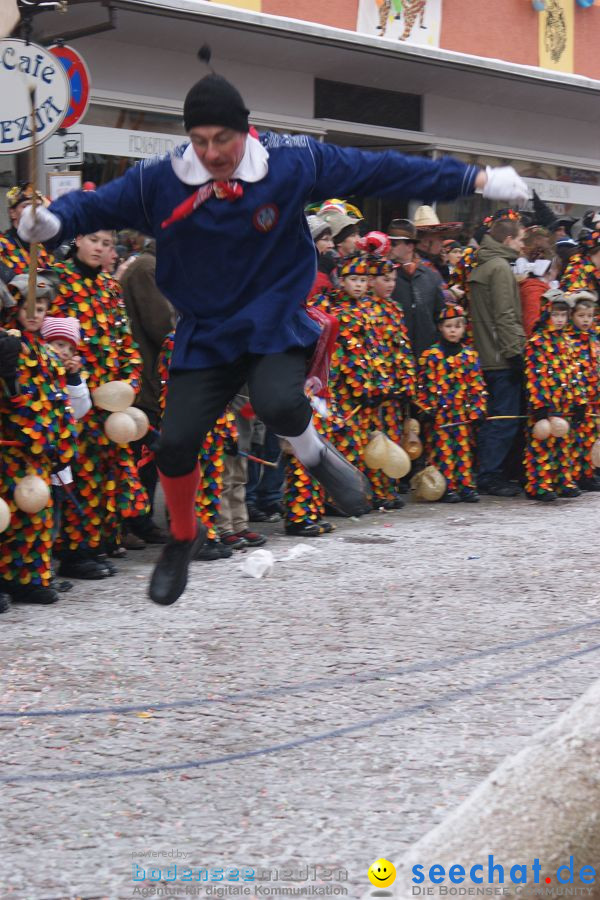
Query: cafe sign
xmin=0 ymin=38 xmax=71 ymax=155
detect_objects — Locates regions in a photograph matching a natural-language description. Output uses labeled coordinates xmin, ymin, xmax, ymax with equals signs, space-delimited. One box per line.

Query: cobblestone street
xmin=2 ymin=493 xmax=600 ymax=900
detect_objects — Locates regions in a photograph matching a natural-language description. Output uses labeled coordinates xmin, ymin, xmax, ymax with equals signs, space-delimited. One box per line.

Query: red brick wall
xmin=263 ymin=0 xmax=359 ymax=31
xmin=573 ymin=6 xmax=600 ymax=79
xmin=262 ymin=0 xmax=600 ymax=80
xmin=440 ymin=0 xmax=538 ymax=67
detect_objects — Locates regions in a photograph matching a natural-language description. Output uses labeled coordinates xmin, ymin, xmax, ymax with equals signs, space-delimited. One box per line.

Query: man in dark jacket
xmin=120 ymin=238 xmax=175 ymax=533
xmin=388 ymin=218 xmax=446 ymax=359
xmin=120 ymin=238 xmax=175 ymax=424
xmin=469 ymin=218 xmax=526 ymax=496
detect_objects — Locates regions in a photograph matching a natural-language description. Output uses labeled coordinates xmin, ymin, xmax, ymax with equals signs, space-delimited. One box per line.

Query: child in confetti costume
xmin=524 ymin=289 xmax=584 ymax=501
xmin=310 ymin=256 xmax=390 ymax=503
xmin=49 ymin=231 xmax=150 ymax=577
xmin=560 ymin=230 xmax=600 ymax=297
xmin=158 ymin=332 xmax=235 ymax=560
xmin=416 ymin=305 xmax=487 ymax=503
xmin=0 ymin=183 xmax=54 ymax=277
xmin=366 ymin=253 xmax=417 ymax=508
xmin=566 ymin=290 xmax=600 ymax=492
xmin=0 ymin=276 xmax=77 ymax=605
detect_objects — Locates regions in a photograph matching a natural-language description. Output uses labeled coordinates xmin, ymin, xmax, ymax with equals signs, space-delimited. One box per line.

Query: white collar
xmin=172 ymin=134 xmax=269 ymax=185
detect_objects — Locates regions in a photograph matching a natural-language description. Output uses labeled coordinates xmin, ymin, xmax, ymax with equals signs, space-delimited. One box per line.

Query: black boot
xmin=59 ymin=551 xmax=111 ymax=580
xmin=441 ymin=490 xmax=461 ymax=503
xmin=307 ymin=440 xmax=372 ymax=517
xmin=578 ymin=477 xmax=600 ymax=492
xmin=0 ymin=593 xmax=10 ymax=613
xmin=285 ymin=521 xmax=323 ymax=537
xmin=8 ymin=584 xmax=60 ymax=604
xmin=149 ymin=526 xmax=207 ymax=606
xmin=460 ymin=487 xmax=480 ymax=503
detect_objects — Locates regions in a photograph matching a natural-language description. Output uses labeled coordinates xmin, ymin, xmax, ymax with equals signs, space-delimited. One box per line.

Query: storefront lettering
xmin=129 ymin=134 xmax=177 ymax=157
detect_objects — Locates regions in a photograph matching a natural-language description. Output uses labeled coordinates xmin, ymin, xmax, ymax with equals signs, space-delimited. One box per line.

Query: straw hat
xmin=413 ymin=205 xmax=462 ymax=236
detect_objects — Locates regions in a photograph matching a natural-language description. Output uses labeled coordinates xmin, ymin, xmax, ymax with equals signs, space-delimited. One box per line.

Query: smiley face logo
xmin=368 ymin=858 xmax=396 ymax=888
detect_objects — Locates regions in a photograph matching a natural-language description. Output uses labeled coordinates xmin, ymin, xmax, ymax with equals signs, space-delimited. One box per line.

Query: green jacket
xmin=468 ymin=235 xmax=526 ymax=370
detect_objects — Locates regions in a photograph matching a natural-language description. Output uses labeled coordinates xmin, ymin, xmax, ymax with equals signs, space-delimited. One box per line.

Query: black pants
xmin=156 ymin=349 xmax=313 ymax=478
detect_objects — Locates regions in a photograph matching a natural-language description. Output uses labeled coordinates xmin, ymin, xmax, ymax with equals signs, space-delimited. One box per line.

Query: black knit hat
xmin=183 ymin=74 xmax=250 ymax=133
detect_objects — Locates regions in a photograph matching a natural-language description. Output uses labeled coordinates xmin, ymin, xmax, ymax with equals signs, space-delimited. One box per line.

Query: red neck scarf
xmin=161 ymin=180 xmax=244 ymax=229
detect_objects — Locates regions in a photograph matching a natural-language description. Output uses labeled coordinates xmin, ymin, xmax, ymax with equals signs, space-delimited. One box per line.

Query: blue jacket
xmin=48 ymin=133 xmax=479 ymax=370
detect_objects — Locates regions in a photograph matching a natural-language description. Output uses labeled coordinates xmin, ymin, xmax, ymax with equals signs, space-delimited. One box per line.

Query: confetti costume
xmin=0 ymin=333 xmax=77 ymax=590
xmin=158 ymin=333 xmax=235 ymax=541
xmin=367 ymin=259 xmax=417 ymax=503
xmin=416 ymin=309 xmax=487 ymax=495
xmin=560 ymin=234 xmax=600 ymax=296
xmin=524 ymin=300 xmax=584 ymax=498
xmin=0 ymin=229 xmax=53 ymax=276
xmin=567 ymin=319 xmax=600 ymax=485
xmin=50 ymin=256 xmax=149 ymax=552
xmin=311 ymin=267 xmax=390 ymax=495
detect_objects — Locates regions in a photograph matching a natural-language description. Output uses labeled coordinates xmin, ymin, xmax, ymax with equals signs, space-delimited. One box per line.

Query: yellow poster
xmin=207 ymin=0 xmax=262 ymax=9
xmin=539 ymin=0 xmax=574 ymax=73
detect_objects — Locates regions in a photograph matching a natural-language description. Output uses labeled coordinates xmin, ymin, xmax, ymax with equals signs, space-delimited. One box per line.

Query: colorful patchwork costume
xmin=50 ymin=256 xmax=149 ymax=553
xmin=0 ymin=331 xmax=77 ymax=593
xmin=524 ymin=295 xmax=584 ymax=498
xmin=567 ymin=305 xmax=600 ymax=487
xmin=416 ymin=307 xmax=487 ymax=496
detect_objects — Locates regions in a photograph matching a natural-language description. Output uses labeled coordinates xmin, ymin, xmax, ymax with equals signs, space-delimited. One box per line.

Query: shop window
xmin=315 ymin=79 xmax=421 ymax=131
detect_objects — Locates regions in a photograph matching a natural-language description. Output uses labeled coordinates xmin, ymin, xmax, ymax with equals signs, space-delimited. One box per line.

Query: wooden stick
xmin=26 ymin=86 xmax=39 ymax=318
xmin=343 ymin=403 xmax=362 ymax=423
xmin=238 ymin=450 xmax=279 ymax=468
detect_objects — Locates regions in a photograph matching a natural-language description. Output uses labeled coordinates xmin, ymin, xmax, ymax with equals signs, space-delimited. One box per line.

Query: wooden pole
xmin=25 ymin=86 xmax=39 ymax=318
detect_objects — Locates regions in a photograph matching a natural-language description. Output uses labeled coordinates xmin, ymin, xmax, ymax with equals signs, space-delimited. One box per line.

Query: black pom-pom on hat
xmin=198 ymin=44 xmax=214 ymax=71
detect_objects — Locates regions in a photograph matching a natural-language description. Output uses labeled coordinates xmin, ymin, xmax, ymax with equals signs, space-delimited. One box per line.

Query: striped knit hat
xmin=40 ymin=316 xmax=81 ymax=347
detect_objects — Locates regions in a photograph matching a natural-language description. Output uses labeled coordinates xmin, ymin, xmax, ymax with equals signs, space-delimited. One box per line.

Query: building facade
xmin=2 ymin=0 xmax=600 ymax=233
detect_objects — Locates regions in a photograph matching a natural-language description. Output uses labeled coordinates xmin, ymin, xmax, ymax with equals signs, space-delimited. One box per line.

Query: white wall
xmin=76 ymin=35 xmax=315 ymax=118
xmin=424 ymin=93 xmax=600 ymax=162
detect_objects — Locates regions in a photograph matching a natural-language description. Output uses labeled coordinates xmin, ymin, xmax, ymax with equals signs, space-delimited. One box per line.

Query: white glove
xmin=17 ymin=204 xmax=62 ymax=244
xmin=481 ymin=166 xmax=530 ymax=205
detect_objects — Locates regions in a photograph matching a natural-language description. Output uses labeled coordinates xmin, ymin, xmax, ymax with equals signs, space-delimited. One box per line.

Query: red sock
xmin=158 ymin=466 xmax=200 ymax=541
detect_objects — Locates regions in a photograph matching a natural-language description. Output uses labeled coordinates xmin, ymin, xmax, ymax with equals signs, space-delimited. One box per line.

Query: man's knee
xmin=155 ymin=436 xmax=198 ymax=478
xmin=251 ymin=385 xmax=310 ymax=436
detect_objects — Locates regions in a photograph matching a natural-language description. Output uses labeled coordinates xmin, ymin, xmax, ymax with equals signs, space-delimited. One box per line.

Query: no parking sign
xmin=49 ymin=44 xmax=91 ymax=129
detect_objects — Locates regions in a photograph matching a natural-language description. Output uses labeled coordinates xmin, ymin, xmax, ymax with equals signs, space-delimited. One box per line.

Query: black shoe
xmin=317 ymin=520 xmax=335 ymax=534
xmin=247 ymin=506 xmax=268 ymax=522
xmin=50 ymin=577 xmax=74 ymax=593
xmin=478 ymin=479 xmax=521 ymax=497
xmin=441 ymin=490 xmax=461 ymax=503
xmin=530 ymin=490 xmax=557 ymax=502
xmin=390 ymin=497 xmax=405 ymax=509
xmin=195 ymin=538 xmax=225 ymax=561
xmin=308 ymin=440 xmax=372 ymax=517
xmin=59 ymin=556 xmax=111 ymax=580
xmin=0 ymin=593 xmax=10 ymax=613
xmin=138 ymin=525 xmax=169 ymax=544
xmin=373 ymin=497 xmax=395 ymax=510
xmin=9 ymin=585 xmax=60 ymax=604
xmin=578 ymin=477 xmax=600 ymax=492
xmin=557 ymin=486 xmax=581 ymax=498
xmin=149 ymin=526 xmax=207 ymax=606
xmin=92 ymin=552 xmax=117 ymax=576
xmin=285 ymin=522 xmax=323 ymax=537
xmin=460 ymin=488 xmax=480 ymax=503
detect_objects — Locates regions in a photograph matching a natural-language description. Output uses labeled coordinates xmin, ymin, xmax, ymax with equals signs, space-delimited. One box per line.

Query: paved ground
xmin=2 ymin=492 xmax=600 ymax=900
